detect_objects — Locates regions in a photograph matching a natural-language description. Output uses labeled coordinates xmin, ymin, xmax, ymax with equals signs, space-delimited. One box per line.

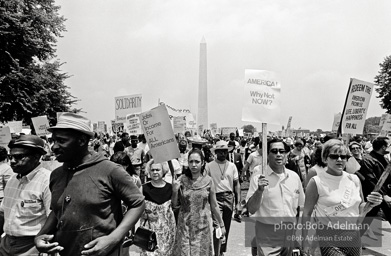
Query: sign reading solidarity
xmin=115 ymin=94 xmax=142 ymax=122
xmin=139 ymin=105 xmax=180 ymax=163
xmin=341 ymin=78 xmax=373 ymax=135
xmin=242 ymin=69 xmax=281 ymax=125
xmin=31 ymin=115 xmax=50 ymax=136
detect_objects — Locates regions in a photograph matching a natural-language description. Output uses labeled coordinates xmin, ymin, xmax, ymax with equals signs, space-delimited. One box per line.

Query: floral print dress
xmin=173 ymin=174 xmax=213 ymax=256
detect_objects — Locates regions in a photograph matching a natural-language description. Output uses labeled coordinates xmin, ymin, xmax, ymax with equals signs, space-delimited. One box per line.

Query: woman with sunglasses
xmin=172 ymin=148 xmax=225 ymax=256
xmin=302 ymin=139 xmax=383 ymax=256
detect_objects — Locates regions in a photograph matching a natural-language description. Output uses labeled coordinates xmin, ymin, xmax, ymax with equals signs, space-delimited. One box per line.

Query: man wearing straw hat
xmin=34 ymin=113 xmax=145 ymax=256
xmin=0 ymin=135 xmax=51 ymax=256
xmin=246 ymin=138 xmax=304 ymax=256
xmin=206 ymin=140 xmax=241 ymax=256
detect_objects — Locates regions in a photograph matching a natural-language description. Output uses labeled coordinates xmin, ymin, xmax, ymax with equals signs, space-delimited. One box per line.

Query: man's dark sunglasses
xmin=270 ymin=149 xmax=286 ymax=154
xmin=8 ymin=154 xmax=28 ymax=161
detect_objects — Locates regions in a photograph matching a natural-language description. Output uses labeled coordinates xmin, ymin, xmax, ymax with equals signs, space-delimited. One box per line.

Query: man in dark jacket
xmin=356 ymin=136 xmax=391 ymax=234
xmin=35 ymin=113 xmax=145 ymax=256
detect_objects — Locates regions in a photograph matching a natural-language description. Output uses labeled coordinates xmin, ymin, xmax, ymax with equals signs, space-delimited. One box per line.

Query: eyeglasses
xmin=328 ymin=154 xmax=349 ymax=160
xmin=8 ymin=154 xmax=28 ymax=161
xmin=350 ymin=147 xmax=360 ymax=150
xmin=270 ymin=149 xmax=286 ymax=154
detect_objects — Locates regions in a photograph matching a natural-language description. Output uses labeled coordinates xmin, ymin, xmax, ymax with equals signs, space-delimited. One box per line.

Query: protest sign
xmin=238 ymin=129 xmax=244 ymax=137
xmin=111 ymin=120 xmax=124 ymax=133
xmin=139 ymin=105 xmax=180 ymax=163
xmin=4 ymin=121 xmax=23 ymax=133
xmin=115 ymin=94 xmax=142 ymax=122
xmin=380 ymin=114 xmax=391 ymax=136
xmin=341 ymin=78 xmax=374 ymax=135
xmin=198 ymin=125 xmax=204 ymax=136
xmin=221 ymin=127 xmax=236 ymax=136
xmin=331 ymin=113 xmax=342 ymax=133
xmin=93 ymin=123 xmax=98 ymax=132
xmin=185 ymin=113 xmax=197 ymax=129
xmin=210 ymin=123 xmax=217 ymax=136
xmin=158 ymin=101 xmax=191 ymax=120
xmin=173 ymin=116 xmax=186 ymax=134
xmin=242 ymin=69 xmax=281 ymax=125
xmin=0 ymin=127 xmax=11 ymax=149
xmin=31 ymin=116 xmax=50 ymax=136
xmin=125 ymin=113 xmax=142 ymax=135
xmin=379 ymin=113 xmax=389 ymax=128
xmin=97 ymin=121 xmax=106 ymax=133
xmin=286 ymin=116 xmax=292 ymax=130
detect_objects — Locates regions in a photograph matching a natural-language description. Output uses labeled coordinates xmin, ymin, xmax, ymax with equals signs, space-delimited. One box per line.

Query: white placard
xmin=115 ymin=94 xmax=142 ymax=122
xmin=140 ymin=105 xmax=180 ymax=163
xmin=31 ymin=115 xmax=50 ymax=136
xmin=332 ymin=113 xmax=342 ymax=133
xmin=173 ymin=116 xmax=186 ymax=134
xmin=4 ymin=121 xmax=23 ymax=133
xmin=341 ymin=78 xmax=374 ymax=135
xmin=126 ymin=113 xmax=142 ymax=135
xmin=242 ymin=69 xmax=281 ymax=125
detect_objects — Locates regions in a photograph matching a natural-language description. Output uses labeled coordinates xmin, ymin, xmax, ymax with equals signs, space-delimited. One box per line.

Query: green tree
xmin=374 ymin=55 xmax=391 ymax=114
xmin=0 ymin=0 xmax=77 ymax=126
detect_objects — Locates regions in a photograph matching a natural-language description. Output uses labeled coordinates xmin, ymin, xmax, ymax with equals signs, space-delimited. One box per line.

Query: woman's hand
xmin=367 ymin=192 xmax=383 ymax=207
xmin=172 ymin=179 xmax=181 ymax=192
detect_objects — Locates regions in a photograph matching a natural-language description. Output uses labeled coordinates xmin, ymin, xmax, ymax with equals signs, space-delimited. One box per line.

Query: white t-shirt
xmin=206 ymin=161 xmax=238 ymax=193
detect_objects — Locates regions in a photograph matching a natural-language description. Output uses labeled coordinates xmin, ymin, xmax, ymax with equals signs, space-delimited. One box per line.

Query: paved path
xmin=128 ymin=181 xmax=391 ymax=255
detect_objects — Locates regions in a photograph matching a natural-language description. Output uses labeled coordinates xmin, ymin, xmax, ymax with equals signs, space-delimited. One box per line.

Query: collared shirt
xmin=246 ymin=151 xmax=262 ymax=173
xmin=246 ymin=165 xmax=304 ymax=223
xmin=206 ymin=161 xmax=238 ymax=193
xmin=0 ymin=164 xmax=51 ymax=236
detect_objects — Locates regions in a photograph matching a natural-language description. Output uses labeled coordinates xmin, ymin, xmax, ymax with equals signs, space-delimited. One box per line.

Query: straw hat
xmin=47 ymin=112 xmax=94 ymax=138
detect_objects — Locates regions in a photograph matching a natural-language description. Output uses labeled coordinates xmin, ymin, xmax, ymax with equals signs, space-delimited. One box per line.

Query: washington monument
xmin=197 ymin=36 xmax=208 ymax=132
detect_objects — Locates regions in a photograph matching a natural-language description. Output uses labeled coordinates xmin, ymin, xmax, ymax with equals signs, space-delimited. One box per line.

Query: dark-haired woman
xmin=172 ymin=149 xmax=225 ymax=256
xmin=110 ymin=151 xmax=141 ymax=188
xmin=305 ymin=144 xmax=327 ymax=188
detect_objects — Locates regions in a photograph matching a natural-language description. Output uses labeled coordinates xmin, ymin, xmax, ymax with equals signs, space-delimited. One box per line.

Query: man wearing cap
xmin=34 ymin=113 xmax=145 ymax=256
xmin=206 ymin=140 xmax=241 ymax=256
xmin=0 ymin=135 xmax=51 ymax=256
xmin=125 ymin=135 xmax=145 ymax=182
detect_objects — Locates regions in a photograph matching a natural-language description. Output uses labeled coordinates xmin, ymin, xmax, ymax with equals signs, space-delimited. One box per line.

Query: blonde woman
xmin=302 ymin=139 xmax=383 ymax=256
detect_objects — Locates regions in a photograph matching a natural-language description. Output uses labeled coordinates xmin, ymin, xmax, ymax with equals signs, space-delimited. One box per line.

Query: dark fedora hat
xmin=9 ymin=135 xmax=47 ymax=155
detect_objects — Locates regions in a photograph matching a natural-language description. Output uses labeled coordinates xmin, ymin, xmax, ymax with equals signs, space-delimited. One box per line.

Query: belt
xmin=216 ymin=191 xmax=233 ymax=195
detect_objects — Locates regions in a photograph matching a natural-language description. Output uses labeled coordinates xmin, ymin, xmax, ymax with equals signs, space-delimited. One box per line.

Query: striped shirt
xmin=0 ymin=164 xmax=51 ymax=236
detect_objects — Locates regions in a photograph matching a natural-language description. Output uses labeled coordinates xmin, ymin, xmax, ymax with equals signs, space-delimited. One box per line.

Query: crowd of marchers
xmin=0 ymin=113 xmax=390 ymax=256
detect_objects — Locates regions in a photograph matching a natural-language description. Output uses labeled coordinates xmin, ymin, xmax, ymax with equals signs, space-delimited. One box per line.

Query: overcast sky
xmin=55 ymin=0 xmax=391 ymax=132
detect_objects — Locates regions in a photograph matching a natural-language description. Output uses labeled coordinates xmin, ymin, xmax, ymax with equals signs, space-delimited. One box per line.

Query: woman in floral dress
xmin=140 ymin=160 xmax=176 ymax=256
xmin=172 ymin=148 xmax=226 ymax=256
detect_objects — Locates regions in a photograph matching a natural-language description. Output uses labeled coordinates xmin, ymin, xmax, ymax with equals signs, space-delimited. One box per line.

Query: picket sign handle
xmin=261 ymin=123 xmax=267 ymax=176
xmin=168 ymin=160 xmax=175 ymax=177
